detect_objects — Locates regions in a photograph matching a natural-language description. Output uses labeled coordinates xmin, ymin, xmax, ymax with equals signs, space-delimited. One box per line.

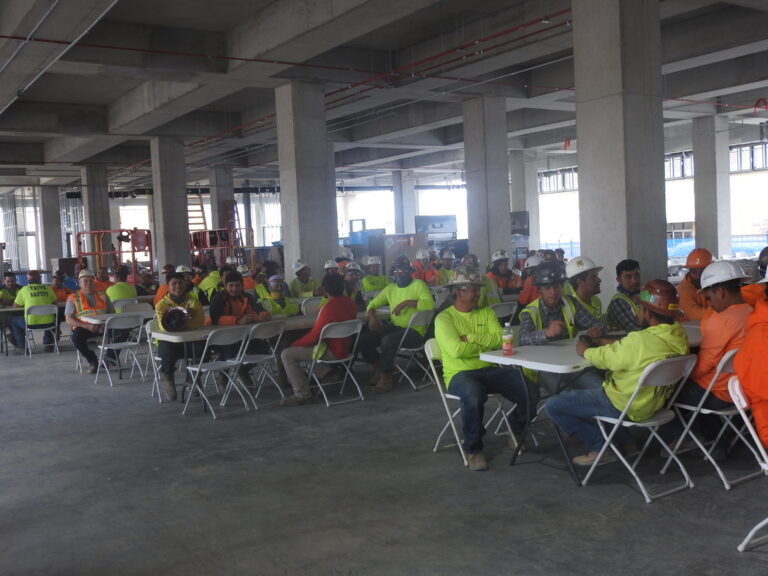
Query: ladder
xmin=188 ymin=190 xmax=207 ymax=231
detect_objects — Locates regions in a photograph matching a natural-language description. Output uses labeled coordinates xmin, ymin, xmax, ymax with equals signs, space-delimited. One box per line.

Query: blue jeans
xmin=10 ymin=315 xmax=54 ymax=346
xmin=537 ymin=367 xmax=604 ymax=395
xmin=358 ymin=323 xmax=423 ymax=373
xmin=447 ymin=366 xmax=540 ymax=454
xmin=545 ymin=388 xmax=628 ymax=452
xmin=670 ymin=379 xmax=733 ymax=441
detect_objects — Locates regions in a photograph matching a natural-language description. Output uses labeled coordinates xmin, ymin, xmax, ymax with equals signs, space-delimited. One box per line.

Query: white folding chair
xmin=431 ymin=286 xmax=450 ymax=308
xmin=24 ymin=304 xmax=59 ymax=357
xmin=183 ymin=326 xmax=250 ymax=419
xmin=581 ymin=354 xmax=698 ymax=503
xmin=95 ymin=313 xmax=145 ymax=386
xmin=425 ymin=338 xmax=516 ymax=467
xmin=144 ymin=320 xmax=164 ymax=403
xmin=300 ymin=297 xmax=324 ymax=316
xmin=393 ymin=309 xmax=434 ymax=390
xmin=663 ymin=348 xmax=764 ymax=489
xmin=112 ymin=298 xmax=139 ymax=313
xmin=121 ymin=301 xmax=154 ymax=316
xmin=728 ymin=376 xmax=768 ymax=552
xmin=231 ymin=320 xmax=287 ymax=408
xmin=306 ymin=319 xmax=364 ymax=407
xmin=491 ymin=301 xmax=517 ymax=322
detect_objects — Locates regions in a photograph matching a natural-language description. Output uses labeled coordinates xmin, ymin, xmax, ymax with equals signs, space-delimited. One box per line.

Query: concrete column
xmin=80 ymin=165 xmax=111 ymax=259
xmin=693 ymin=115 xmax=731 ymax=257
xmin=209 ymin=167 xmax=235 ymax=229
xmin=573 ymin=0 xmax=667 ymax=287
xmin=508 ymin=150 xmax=541 ymax=249
xmin=392 ymin=170 xmax=417 ymax=234
xmin=39 ymin=186 xmax=63 ymax=269
xmin=150 ymin=136 xmax=190 ymax=268
xmin=276 ymin=81 xmax=337 ymax=273
xmin=463 ymin=96 xmax=510 ymax=261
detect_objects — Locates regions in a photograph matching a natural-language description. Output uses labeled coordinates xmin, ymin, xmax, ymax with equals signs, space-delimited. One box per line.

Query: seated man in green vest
xmin=10 ymin=270 xmax=57 ymax=352
xmin=605 ymin=259 xmax=643 ymax=332
xmin=289 ymin=259 xmax=322 ymax=298
xmin=261 ymin=274 xmax=300 ymax=316
xmin=106 ymin=266 xmax=138 ymax=308
xmin=65 ymin=269 xmax=114 ymax=373
xmin=1 ymin=271 xmax=21 ymax=305
xmin=565 ymin=256 xmax=603 ymax=323
xmin=519 ymin=261 xmax=604 ymax=393
xmin=361 ymin=256 xmax=389 ymax=294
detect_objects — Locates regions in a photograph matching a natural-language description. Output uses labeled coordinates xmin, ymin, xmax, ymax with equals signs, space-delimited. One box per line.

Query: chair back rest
xmin=301 ymin=297 xmax=324 ymax=316
xmin=247 ymin=320 xmax=286 ymax=353
xmin=104 ymin=313 xmax=144 ymax=331
xmin=112 ymin=298 xmax=139 ymax=312
xmin=363 ymin=290 xmax=380 ymax=302
xmin=491 ymin=301 xmax=517 ymax=320
xmin=636 ymin=354 xmax=697 ymax=397
xmin=205 ymin=325 xmax=250 ymax=348
xmin=407 ymin=309 xmax=434 ymax=330
xmin=121 ymin=302 xmax=153 ymax=315
xmin=717 ymin=347 xmax=738 ymax=375
xmin=425 ymin=338 xmax=449 ymax=397
xmin=728 ymin=376 xmax=768 ymax=470
xmin=318 ymin=319 xmax=363 ymax=340
xmin=25 ymin=304 xmax=58 ymax=319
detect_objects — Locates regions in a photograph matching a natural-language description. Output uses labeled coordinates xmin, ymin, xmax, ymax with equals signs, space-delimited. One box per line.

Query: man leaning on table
xmin=155 ymin=272 xmax=205 ymax=401
xmin=545 ymin=280 xmax=689 ymax=466
xmin=435 ymin=266 xmax=539 ymax=471
xmin=65 ymin=269 xmax=114 ymax=374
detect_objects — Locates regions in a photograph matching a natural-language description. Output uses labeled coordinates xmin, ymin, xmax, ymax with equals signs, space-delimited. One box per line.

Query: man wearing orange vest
xmin=65 ymin=269 xmax=114 ymax=373
xmin=412 ymin=248 xmax=440 ymax=286
xmin=677 ymin=248 xmax=713 ymax=321
xmin=741 ymin=246 xmax=768 ymax=307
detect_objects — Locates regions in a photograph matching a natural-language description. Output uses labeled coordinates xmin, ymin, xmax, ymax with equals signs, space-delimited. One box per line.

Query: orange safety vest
xmin=69 ymin=290 xmax=107 ymax=318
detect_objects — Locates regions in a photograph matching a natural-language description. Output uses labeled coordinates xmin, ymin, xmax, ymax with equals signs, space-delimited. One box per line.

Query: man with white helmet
xmin=565 ymin=256 xmax=603 ymax=323
xmin=289 ymin=259 xmax=321 ymax=298
xmin=674 ymin=260 xmax=752 ymax=442
xmin=413 ymin=248 xmax=440 ymax=286
xmin=153 ymin=265 xmax=197 ymax=305
xmin=438 ymin=251 xmax=457 ymax=285
xmin=606 ymin=259 xmax=643 ymax=332
xmin=361 ymin=256 xmax=388 ymax=293
xmin=342 ymin=261 xmax=366 ymax=311
xmin=518 ymin=254 xmax=543 ymax=308
xmin=486 ymin=249 xmax=521 ymax=293
xmin=323 ymin=259 xmax=341 ymax=277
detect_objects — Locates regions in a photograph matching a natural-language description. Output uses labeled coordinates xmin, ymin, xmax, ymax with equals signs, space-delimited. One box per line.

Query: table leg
xmin=552 ymin=422 xmax=583 ymax=487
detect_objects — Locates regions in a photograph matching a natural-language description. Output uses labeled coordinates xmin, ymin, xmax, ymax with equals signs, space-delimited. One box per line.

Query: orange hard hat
xmin=685 ymin=248 xmax=713 ymax=269
xmin=639 ymin=279 xmax=681 ymax=317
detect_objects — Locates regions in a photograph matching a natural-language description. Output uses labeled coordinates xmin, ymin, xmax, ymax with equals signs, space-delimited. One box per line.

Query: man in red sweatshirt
xmin=280 ymin=274 xmax=358 ymax=406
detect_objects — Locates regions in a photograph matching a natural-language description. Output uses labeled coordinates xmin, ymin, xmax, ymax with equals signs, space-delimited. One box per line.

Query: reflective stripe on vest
xmin=520 ymin=298 xmax=576 ymax=339
xmin=71 ymin=290 xmax=107 ymax=318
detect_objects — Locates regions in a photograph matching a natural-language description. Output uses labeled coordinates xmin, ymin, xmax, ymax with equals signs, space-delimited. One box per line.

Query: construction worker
xmin=565 ymin=256 xmax=603 ymax=323
xmin=135 ymin=269 xmax=157 ymax=296
xmin=360 ymin=256 xmax=434 ymax=393
xmin=65 ymin=269 xmax=114 ymax=374
xmin=434 ymin=266 xmax=539 ymax=471
xmin=50 ymin=270 xmax=72 ymax=302
xmin=341 ymin=261 xmax=366 ymax=311
xmin=10 ymin=270 xmax=57 ymax=352
xmin=519 ymin=261 xmax=604 ymax=393
xmin=438 ymin=251 xmax=457 ymax=285
xmin=324 ymin=259 xmax=341 ymax=277
xmin=678 ymin=248 xmax=714 ymax=321
xmin=289 ymin=259 xmax=321 ymax=298
xmin=605 ymin=259 xmax=642 ymax=332
xmin=197 ymin=265 xmax=227 ymax=305
xmin=741 ymin=246 xmax=768 ymax=307
xmin=461 ymin=253 xmax=500 ymax=307
xmin=546 ymin=279 xmax=689 ymax=466
xmin=106 ymin=266 xmax=138 ymax=304
xmin=94 ymin=266 xmax=114 ymax=292
xmin=486 ymin=249 xmax=521 ymax=294
xmin=1 ymin=271 xmax=22 ymax=305
xmin=413 ymin=248 xmax=440 ymax=286
xmin=361 ymin=256 xmax=389 ymax=294
xmin=260 ymin=274 xmax=300 ymax=316
xmin=153 ymin=265 xmax=196 ymax=305
xmin=517 ymin=254 xmax=543 ymax=308
xmin=336 ymin=247 xmax=354 ymax=272
xmin=734 ymin=268 xmax=768 ymax=447
xmin=674 ymin=261 xmax=751 ymax=443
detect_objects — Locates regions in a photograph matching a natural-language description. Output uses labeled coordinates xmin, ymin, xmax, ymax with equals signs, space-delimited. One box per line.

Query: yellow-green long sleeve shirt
xmin=584 ymin=322 xmax=689 ymax=421
xmin=435 ymin=305 xmax=502 ymax=387
xmin=367 ymin=279 xmax=434 ymax=335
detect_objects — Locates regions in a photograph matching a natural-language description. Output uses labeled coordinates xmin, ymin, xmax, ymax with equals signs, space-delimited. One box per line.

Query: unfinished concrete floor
xmin=2 ymin=341 xmax=768 ymax=576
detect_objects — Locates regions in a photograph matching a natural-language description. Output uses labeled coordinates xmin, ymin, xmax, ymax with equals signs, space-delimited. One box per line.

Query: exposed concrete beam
xmin=0 ymin=142 xmax=44 ymax=164
xmin=45 ymin=134 xmax=125 ymax=163
xmin=0 ymin=101 xmax=106 ymax=136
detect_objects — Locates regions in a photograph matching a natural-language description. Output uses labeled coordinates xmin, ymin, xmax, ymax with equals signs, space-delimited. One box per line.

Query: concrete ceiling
xmin=0 ymin=0 xmax=767 ymax=190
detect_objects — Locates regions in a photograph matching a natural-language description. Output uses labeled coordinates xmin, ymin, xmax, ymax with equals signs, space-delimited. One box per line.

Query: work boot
xmin=88 ymin=362 xmax=98 ymax=374
xmin=280 ymin=395 xmax=314 ymax=407
xmin=370 ymin=371 xmax=393 ymax=394
xmin=369 ymin=366 xmax=382 ymax=387
xmin=162 ymin=373 xmax=178 ymax=401
xmin=467 ymin=452 xmax=489 ymax=471
xmin=237 ymin=366 xmax=252 ymax=388
xmin=572 ymin=450 xmax=617 ymax=467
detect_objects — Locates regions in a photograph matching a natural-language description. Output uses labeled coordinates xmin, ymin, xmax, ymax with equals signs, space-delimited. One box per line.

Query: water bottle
xmin=502 ymin=322 xmax=514 ymax=356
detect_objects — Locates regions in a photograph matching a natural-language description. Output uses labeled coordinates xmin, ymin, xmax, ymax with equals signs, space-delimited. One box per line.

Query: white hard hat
xmin=565 ymin=256 xmax=602 ymax=278
xmin=324 ymin=259 xmax=339 ymax=270
xmin=236 ymin=265 xmax=250 ymax=274
xmin=292 ymin=259 xmax=309 ymax=272
xmin=491 ymin=249 xmax=509 ymax=263
xmin=175 ymin=265 xmax=191 ymax=273
xmin=699 ymin=260 xmax=747 ymax=291
xmin=524 ymin=255 xmax=544 ymax=269
xmin=364 ymin=255 xmax=381 ymax=266
xmin=225 ymin=256 xmax=238 ymax=265
xmin=339 ymin=246 xmax=354 ymax=259
xmin=346 ymin=261 xmax=362 ymax=273
xmin=442 ymin=251 xmax=456 ymax=260
xmin=416 ymin=248 xmax=429 ymax=260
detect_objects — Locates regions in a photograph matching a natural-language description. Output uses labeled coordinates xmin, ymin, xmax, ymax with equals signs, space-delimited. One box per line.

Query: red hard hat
xmin=639 ymin=279 xmax=681 ymax=317
xmin=685 ymin=248 xmax=713 ymax=269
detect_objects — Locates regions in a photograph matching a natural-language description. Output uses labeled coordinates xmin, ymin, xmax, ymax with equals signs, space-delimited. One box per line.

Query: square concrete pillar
xmin=573 ymin=0 xmax=667 ymax=286
xmin=209 ymin=167 xmax=235 ymax=229
xmin=393 ymin=170 xmax=417 ymax=234
xmin=509 ymin=150 xmax=541 ymax=249
xmin=80 ymin=165 xmax=112 ymax=257
xmin=276 ymin=81 xmax=338 ymax=273
xmin=693 ymin=115 xmax=731 ymax=257
xmin=463 ymin=96 xmax=510 ymax=263
xmin=151 ymin=136 xmax=190 ymax=268
xmin=39 ymin=186 xmax=63 ymax=268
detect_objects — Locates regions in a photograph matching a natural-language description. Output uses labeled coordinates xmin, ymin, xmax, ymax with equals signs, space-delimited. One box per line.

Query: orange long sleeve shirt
xmin=677 ymin=274 xmax=712 ymax=322
xmin=741 ymin=283 xmax=766 ymax=308
xmin=734 ymin=299 xmax=768 ymax=447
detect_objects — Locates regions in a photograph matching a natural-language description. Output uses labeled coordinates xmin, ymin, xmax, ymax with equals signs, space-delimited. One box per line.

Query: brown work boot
xmin=572 ymin=450 xmax=617 ymax=467
xmin=280 ymin=395 xmax=314 ymax=407
xmin=162 ymin=374 xmax=177 ymax=401
xmin=467 ymin=452 xmax=489 ymax=471
xmin=370 ymin=371 xmax=393 ymax=394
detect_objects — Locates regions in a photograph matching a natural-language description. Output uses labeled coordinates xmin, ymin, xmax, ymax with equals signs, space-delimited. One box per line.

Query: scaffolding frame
xmin=76 ymin=228 xmax=154 ymax=279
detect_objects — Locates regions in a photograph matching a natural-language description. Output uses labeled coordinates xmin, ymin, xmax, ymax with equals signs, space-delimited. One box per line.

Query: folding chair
xmin=144 ymin=320 xmax=164 ymax=403
xmin=663 ymin=349 xmax=764 ymax=489
xmin=183 ymin=326 xmax=250 ymax=419
xmin=580 ymin=354 xmax=697 ymax=503
xmin=306 ymin=319 xmax=364 ymax=407
xmin=95 ymin=313 xmax=145 ymax=386
xmin=121 ymin=301 xmax=154 ymax=316
xmin=424 ymin=338 xmax=516 ymax=467
xmin=112 ymin=298 xmax=139 ymax=313
xmin=230 ymin=320 xmax=287 ymax=408
xmin=394 ymin=309 xmax=435 ymax=390
xmin=300 ymin=297 xmax=324 ymax=316
xmin=491 ymin=301 xmax=517 ymax=323
xmin=728 ymin=376 xmax=768 ymax=552
xmin=431 ymin=286 xmax=450 ymax=309
xmin=24 ymin=304 xmax=59 ymax=357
